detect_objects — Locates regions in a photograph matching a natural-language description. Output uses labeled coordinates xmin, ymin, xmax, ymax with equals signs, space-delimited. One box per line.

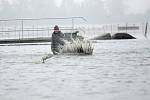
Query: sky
xmin=0 ymin=0 xmax=150 ymax=24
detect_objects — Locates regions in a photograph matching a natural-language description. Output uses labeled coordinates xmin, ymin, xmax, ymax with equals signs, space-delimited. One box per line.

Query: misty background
xmin=0 ymin=0 xmax=150 ymax=24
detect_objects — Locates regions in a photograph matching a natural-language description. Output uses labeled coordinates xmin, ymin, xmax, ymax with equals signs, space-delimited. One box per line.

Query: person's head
xmin=54 ymin=25 xmax=59 ymax=33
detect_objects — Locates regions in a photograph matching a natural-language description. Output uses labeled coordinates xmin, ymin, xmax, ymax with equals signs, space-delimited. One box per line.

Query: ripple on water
xmin=0 ymin=40 xmax=150 ymax=100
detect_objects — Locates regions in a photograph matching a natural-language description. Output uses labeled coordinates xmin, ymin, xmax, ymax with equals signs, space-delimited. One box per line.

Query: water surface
xmin=0 ymin=39 xmax=150 ymax=100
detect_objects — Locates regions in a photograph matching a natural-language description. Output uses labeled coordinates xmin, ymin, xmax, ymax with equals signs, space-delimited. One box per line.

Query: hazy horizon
xmin=0 ymin=0 xmax=150 ymax=24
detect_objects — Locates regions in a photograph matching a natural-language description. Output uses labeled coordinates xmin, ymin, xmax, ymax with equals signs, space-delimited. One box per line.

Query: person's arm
xmin=51 ymin=33 xmax=57 ymax=45
xmin=58 ymin=31 xmax=65 ymax=45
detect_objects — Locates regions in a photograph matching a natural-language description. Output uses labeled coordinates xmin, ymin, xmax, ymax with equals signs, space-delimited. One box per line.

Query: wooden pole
xmin=145 ymin=22 xmax=148 ymax=38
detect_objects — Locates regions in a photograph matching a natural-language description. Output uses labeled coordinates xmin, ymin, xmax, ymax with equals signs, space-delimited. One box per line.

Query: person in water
xmin=51 ymin=25 xmax=65 ymax=55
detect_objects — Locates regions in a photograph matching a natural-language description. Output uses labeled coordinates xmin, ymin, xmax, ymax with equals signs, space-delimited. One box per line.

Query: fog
xmin=0 ymin=0 xmax=150 ymax=24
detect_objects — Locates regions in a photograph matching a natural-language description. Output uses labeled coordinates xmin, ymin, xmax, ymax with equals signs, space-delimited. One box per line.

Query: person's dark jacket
xmin=51 ymin=31 xmax=65 ymax=54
